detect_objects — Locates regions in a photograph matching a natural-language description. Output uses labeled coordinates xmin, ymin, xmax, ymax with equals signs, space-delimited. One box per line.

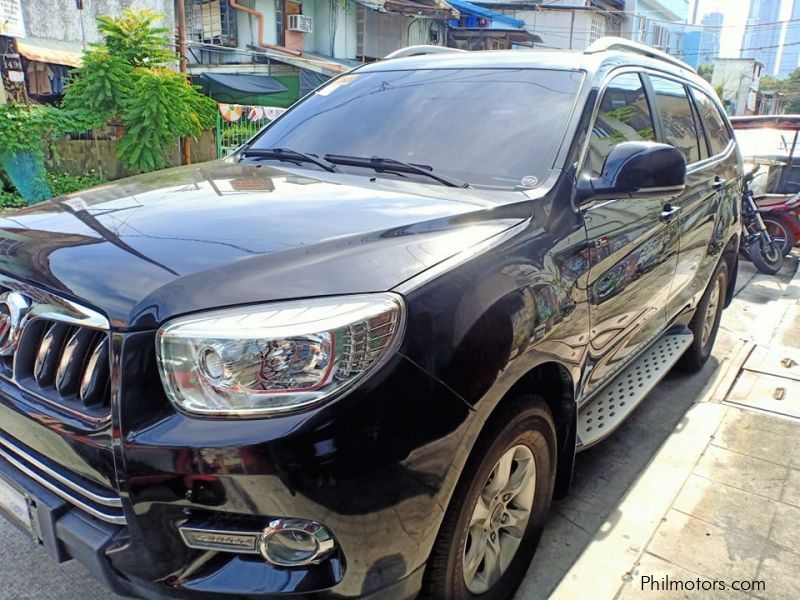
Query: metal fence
xmin=216 ymin=105 xmax=286 ymax=158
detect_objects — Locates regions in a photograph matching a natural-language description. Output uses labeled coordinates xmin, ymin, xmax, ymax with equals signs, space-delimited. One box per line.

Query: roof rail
xmin=384 ymin=45 xmax=467 ymax=60
xmin=585 ymin=37 xmax=696 ymax=74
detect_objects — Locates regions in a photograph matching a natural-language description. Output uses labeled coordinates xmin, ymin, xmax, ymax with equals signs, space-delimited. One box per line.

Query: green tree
xmin=61 ymin=9 xmax=216 ymax=172
xmin=760 ymin=70 xmax=800 ymax=112
xmin=697 ymin=63 xmax=714 ymax=82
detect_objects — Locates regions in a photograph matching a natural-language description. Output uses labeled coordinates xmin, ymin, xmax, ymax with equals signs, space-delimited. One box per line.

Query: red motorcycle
xmin=756 ymin=193 xmax=799 ymax=256
xmin=732 ymin=115 xmax=800 ymax=257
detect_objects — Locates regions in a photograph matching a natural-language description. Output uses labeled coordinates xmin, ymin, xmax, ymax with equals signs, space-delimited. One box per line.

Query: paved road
xmin=0 ymin=261 xmax=790 ymax=599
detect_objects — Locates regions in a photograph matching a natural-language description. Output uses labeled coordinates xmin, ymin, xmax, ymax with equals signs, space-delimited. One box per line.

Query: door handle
xmin=713 ymin=176 xmax=727 ymax=189
xmin=660 ymin=204 xmax=682 ymax=222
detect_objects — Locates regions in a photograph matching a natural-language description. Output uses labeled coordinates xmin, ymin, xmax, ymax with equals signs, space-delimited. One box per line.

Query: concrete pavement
xmin=0 ymin=258 xmax=798 ymax=599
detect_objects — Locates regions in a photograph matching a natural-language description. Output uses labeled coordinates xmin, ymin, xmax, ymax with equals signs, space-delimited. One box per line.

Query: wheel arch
xmin=722 ymin=233 xmax=739 ymax=308
xmin=480 ymin=361 xmax=577 ymax=500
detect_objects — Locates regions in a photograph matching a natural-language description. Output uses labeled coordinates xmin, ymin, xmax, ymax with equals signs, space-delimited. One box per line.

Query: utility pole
xmin=176 ymin=0 xmax=192 ymax=165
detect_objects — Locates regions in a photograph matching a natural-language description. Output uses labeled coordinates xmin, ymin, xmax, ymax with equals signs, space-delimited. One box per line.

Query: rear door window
xmin=649 ymin=75 xmax=702 ymax=165
xmin=585 ymin=72 xmax=656 ymax=177
xmin=693 ymin=90 xmax=733 ymax=156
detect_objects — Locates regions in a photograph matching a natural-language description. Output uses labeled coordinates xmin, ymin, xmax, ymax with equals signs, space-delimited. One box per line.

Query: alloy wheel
xmin=701 ymin=273 xmax=722 ymax=346
xmin=462 ymin=444 xmax=536 ymax=594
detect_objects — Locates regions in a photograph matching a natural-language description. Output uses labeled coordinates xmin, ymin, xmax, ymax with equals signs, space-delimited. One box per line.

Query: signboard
xmin=0 ymin=0 xmax=25 ymax=39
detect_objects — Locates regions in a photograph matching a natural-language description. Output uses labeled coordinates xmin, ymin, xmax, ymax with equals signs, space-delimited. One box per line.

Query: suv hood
xmin=0 ymin=161 xmax=529 ymax=329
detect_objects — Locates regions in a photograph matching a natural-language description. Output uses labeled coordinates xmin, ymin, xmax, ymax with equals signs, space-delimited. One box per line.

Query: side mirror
xmin=581 ymin=141 xmax=686 ymax=202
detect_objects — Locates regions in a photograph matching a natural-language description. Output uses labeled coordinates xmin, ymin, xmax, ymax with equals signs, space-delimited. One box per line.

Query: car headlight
xmin=156 ymin=293 xmax=405 ymax=417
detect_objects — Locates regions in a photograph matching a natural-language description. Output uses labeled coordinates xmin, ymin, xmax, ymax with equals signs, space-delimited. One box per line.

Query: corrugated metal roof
xmin=353 ymin=0 xmax=459 ymax=18
xmin=445 ymin=0 xmax=525 ymax=28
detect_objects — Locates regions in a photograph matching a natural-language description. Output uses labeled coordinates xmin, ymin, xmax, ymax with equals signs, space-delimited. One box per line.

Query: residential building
xmin=2 ymin=0 xmax=173 ymax=102
xmin=779 ymin=0 xmax=800 ymax=77
xmin=622 ymin=0 xmax=689 ymax=55
xmin=742 ymin=0 xmax=782 ymax=76
xmin=711 ymin=57 xmax=763 ymax=116
xmin=473 ymin=0 xmax=626 ymax=51
xmin=755 ymin=89 xmax=786 ymax=114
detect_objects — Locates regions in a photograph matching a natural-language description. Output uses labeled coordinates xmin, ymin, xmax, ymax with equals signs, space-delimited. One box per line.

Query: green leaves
xmin=56 ymin=9 xmax=215 ymax=172
xmin=0 ymin=104 xmax=51 ymax=155
xmin=96 ymin=8 xmax=173 ymax=68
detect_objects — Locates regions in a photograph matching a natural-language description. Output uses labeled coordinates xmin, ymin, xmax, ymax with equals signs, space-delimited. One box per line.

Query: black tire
xmin=421 ymin=396 xmax=556 ymax=600
xmin=749 ymin=235 xmax=783 ymax=275
xmin=762 ymin=215 xmax=796 ymax=257
xmin=677 ymin=260 xmax=728 ymax=372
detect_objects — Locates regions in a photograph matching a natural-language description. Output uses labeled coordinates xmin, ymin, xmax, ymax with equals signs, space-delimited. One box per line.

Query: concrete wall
xmin=22 ymin=0 xmax=174 ymax=44
xmin=500 ymin=9 xmax=594 ymax=50
xmin=44 ymin=131 xmax=217 ymax=180
xmin=310 ymin=0 xmax=357 ymax=59
xmin=711 ymin=59 xmax=762 ymax=116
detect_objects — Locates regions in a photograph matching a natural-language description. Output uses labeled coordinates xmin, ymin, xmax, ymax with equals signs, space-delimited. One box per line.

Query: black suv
xmin=0 ymin=39 xmax=741 ymax=599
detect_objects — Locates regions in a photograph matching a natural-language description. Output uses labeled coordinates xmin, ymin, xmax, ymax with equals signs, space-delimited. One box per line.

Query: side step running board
xmin=576 ymin=331 xmax=694 ymax=449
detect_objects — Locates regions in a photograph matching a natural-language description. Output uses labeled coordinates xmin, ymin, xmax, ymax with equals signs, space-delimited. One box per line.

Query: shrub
xmin=61 ymin=9 xmax=216 ymax=172
xmin=0 ymin=170 xmax=108 ymax=210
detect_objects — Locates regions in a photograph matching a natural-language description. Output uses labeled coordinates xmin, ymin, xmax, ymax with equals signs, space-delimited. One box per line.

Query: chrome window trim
xmin=576 ymin=66 xmax=734 ymax=181
xmin=0 ymin=438 xmax=125 ymax=525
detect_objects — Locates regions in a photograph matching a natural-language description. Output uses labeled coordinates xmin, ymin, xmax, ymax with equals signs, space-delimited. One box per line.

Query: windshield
xmin=248 ymin=68 xmax=584 ymax=189
xmin=734 ymin=127 xmax=800 ymax=162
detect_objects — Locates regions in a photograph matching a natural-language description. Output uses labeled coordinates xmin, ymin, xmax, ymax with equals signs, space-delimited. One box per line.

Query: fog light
xmin=260 ymin=518 xmax=335 ymax=566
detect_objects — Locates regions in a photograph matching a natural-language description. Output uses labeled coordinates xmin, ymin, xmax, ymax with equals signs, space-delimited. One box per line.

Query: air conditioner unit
xmin=288 ymin=14 xmax=313 ymax=34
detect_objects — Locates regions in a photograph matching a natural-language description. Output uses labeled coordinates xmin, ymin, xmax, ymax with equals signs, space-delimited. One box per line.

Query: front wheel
xmin=763 ymin=215 xmax=796 ymax=257
xmin=749 ymin=235 xmax=784 ymax=275
xmin=422 ymin=396 xmax=556 ymax=600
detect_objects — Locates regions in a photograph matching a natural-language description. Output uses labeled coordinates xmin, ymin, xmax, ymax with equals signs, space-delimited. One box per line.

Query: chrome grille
xmin=0 ymin=433 xmax=125 ymax=525
xmin=0 ymin=276 xmax=111 ymax=423
xmin=15 ymin=320 xmax=111 ymax=419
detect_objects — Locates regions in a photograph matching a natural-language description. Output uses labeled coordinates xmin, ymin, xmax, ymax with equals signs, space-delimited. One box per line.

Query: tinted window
xmin=250 ymin=68 xmax=584 ymax=189
xmin=694 ymin=90 xmax=733 ymax=156
xmin=586 ymin=72 xmax=655 ymax=177
xmin=650 ymin=76 xmax=701 ymax=164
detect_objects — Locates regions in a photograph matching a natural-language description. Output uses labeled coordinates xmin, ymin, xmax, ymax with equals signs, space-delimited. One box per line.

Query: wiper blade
xmin=240 ymin=147 xmax=339 ymax=173
xmin=324 ymin=154 xmax=470 ymax=188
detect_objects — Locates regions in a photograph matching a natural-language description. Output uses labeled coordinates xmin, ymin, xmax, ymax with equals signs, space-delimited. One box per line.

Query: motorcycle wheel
xmin=749 ymin=236 xmax=784 ymax=275
xmin=763 ymin=215 xmax=796 ymax=257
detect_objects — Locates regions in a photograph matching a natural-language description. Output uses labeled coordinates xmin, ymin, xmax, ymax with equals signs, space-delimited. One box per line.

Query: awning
xmin=354 ymin=0 xmax=459 ymax=18
xmin=200 ymin=73 xmax=288 ymax=96
xmin=446 ymin=0 xmax=525 ymax=28
xmin=17 ymin=38 xmax=83 ymax=67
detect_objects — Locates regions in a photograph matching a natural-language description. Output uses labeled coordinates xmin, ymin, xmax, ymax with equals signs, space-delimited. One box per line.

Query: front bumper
xmin=0 ymin=336 xmax=475 ymax=599
xmin=0 ymin=452 xmax=421 ymax=600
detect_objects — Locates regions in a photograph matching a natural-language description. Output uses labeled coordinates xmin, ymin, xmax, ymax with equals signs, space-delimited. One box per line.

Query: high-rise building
xmin=779 ymin=0 xmax=800 ymax=77
xmin=742 ymin=0 xmax=782 ymax=75
xmin=697 ymin=12 xmax=723 ymax=65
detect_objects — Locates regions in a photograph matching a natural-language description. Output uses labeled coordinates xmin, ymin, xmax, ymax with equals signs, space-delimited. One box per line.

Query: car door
xmin=581 ymin=71 xmax=680 ymax=395
xmin=661 ymin=83 xmax=740 ymax=320
xmin=645 ymin=75 xmax=720 ymax=322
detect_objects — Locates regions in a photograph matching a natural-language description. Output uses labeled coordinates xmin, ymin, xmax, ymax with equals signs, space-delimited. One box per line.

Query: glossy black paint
xmin=583 ymin=141 xmax=687 ymax=201
xmin=0 ymin=48 xmax=742 ymax=599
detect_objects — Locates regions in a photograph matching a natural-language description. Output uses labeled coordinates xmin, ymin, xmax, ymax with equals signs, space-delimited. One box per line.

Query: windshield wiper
xmin=323 ymin=154 xmax=470 ymax=188
xmin=240 ymin=147 xmax=339 ymax=173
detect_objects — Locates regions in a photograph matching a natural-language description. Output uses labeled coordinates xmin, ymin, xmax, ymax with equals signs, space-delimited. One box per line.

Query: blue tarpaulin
xmin=446 ymin=0 xmax=525 ymax=28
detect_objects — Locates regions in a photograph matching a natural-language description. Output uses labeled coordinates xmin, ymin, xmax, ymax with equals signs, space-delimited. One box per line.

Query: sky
xmin=688 ymin=0 xmax=794 ymax=58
